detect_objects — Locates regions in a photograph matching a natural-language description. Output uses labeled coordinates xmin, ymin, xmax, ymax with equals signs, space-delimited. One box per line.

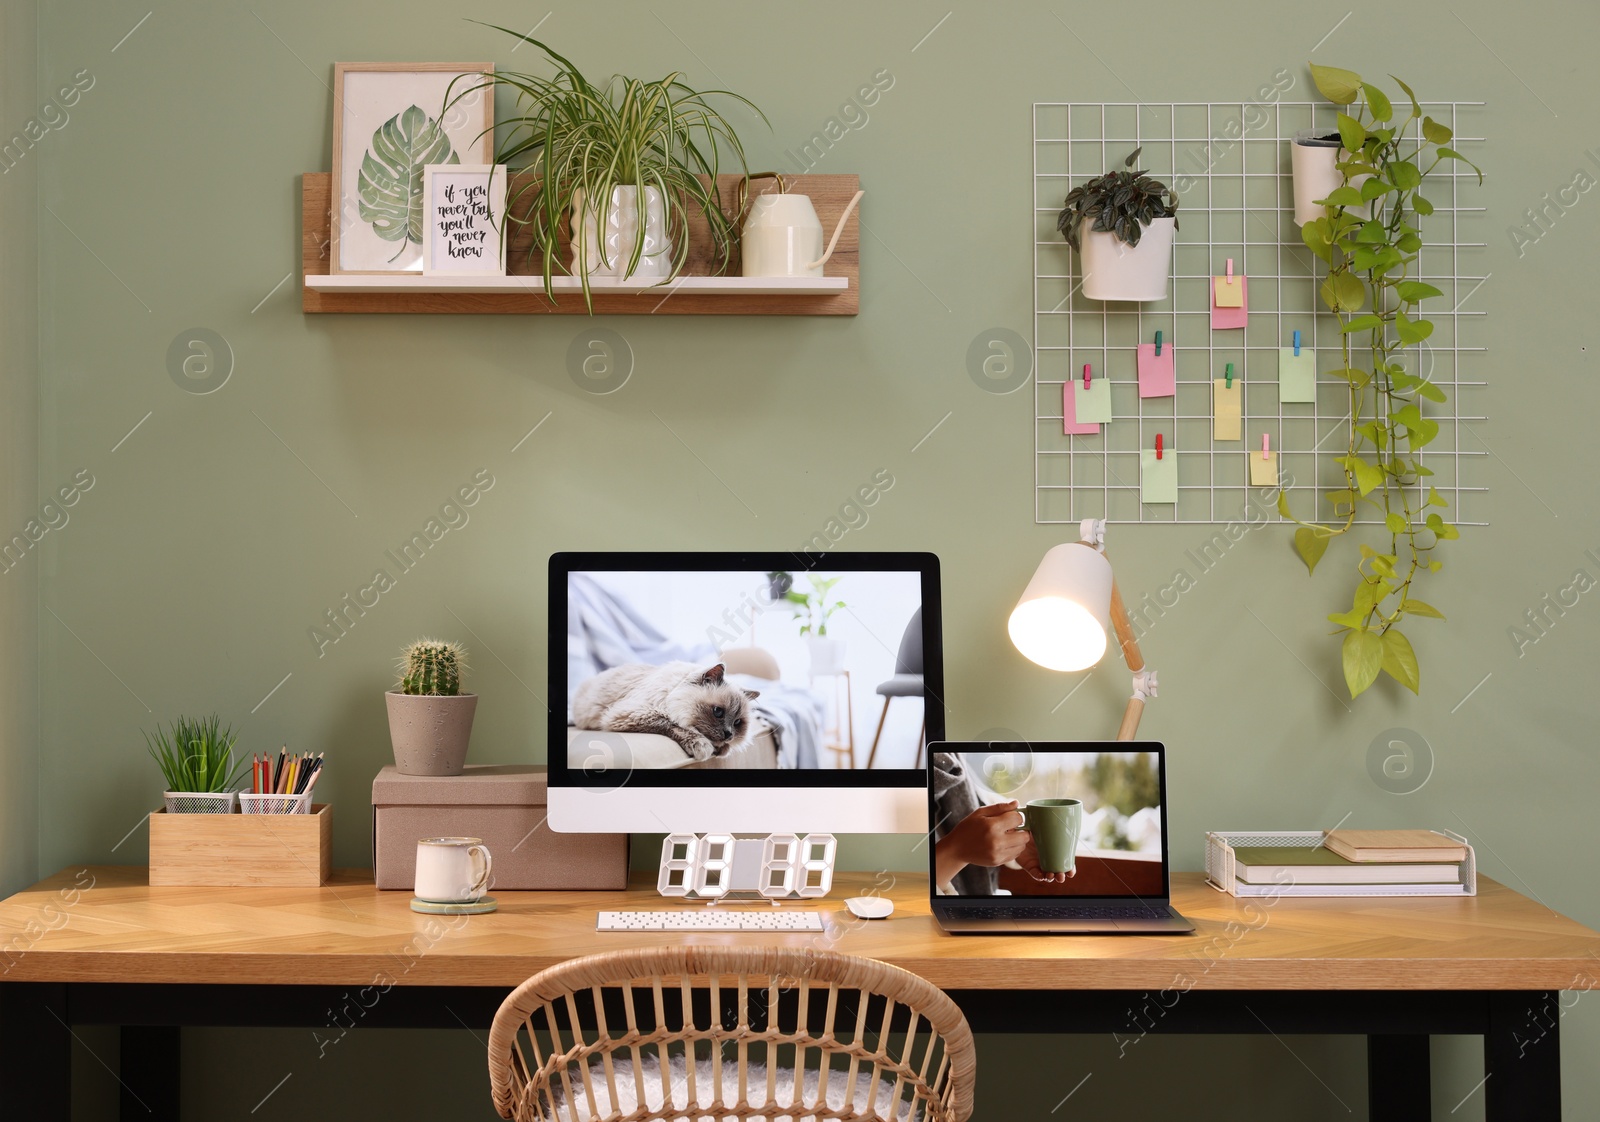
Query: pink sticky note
xmin=1137 ymin=343 xmax=1176 ymax=398
xmin=1062 ymin=382 xmax=1098 ymax=435
xmin=1211 ymin=276 xmax=1249 ymax=330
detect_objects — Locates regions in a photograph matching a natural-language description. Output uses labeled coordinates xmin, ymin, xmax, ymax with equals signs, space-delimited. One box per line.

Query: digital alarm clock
xmin=656 ymin=833 xmax=837 ymax=901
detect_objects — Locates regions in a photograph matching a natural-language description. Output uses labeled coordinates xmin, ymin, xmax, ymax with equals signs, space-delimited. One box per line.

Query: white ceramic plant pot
xmin=1291 ymin=131 xmax=1370 ymax=226
xmin=805 ymin=637 xmax=847 ymax=677
xmin=570 ymin=186 xmax=672 ymax=281
xmin=386 ymin=692 xmax=478 ymax=777
xmin=1078 ymin=216 xmax=1174 ymax=302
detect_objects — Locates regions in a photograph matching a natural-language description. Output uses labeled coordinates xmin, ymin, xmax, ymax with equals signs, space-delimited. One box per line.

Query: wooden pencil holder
xmin=149 ymin=803 xmax=332 ymax=887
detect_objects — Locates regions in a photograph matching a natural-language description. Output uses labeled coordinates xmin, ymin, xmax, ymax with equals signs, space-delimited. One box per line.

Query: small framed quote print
xmin=330 ymin=62 xmax=494 ymax=274
xmin=422 ymin=165 xmax=508 ymax=275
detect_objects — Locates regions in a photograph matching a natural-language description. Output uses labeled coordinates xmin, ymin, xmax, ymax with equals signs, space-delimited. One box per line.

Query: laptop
xmin=927 ymin=741 xmax=1194 ymax=935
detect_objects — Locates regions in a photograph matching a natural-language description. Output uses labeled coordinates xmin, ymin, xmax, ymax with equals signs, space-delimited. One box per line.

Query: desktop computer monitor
xmin=547 ymin=551 xmax=943 ymax=833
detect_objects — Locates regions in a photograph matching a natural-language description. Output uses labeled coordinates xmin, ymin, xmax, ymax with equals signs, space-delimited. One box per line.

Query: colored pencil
xmin=300 ymin=754 xmax=324 ymax=794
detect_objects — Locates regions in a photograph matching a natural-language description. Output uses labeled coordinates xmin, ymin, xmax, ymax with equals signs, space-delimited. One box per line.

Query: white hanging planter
xmin=1291 ymin=131 xmax=1370 ymax=226
xmin=570 ymin=186 xmax=673 ymax=281
xmin=1078 ymin=216 xmax=1174 ymax=302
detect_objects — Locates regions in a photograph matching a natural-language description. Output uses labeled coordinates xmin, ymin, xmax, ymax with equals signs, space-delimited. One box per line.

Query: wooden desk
xmin=3 ymin=866 xmax=1596 ymax=1121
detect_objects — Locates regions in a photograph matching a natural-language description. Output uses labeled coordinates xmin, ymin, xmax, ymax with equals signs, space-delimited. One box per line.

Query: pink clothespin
xmin=1226 ymin=258 xmax=1235 ymax=286
xmin=1156 ymin=433 xmax=1164 ymax=461
xmin=1083 ymin=363 xmax=1092 ymax=388
xmin=1261 ymin=433 xmax=1270 ymax=460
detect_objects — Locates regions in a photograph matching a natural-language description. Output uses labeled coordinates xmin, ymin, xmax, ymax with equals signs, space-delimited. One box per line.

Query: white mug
xmin=415 ymin=837 xmax=493 ymax=903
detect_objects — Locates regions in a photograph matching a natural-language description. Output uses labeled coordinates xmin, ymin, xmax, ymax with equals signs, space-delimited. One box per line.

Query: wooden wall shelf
xmin=301 ymin=172 xmax=859 ymax=316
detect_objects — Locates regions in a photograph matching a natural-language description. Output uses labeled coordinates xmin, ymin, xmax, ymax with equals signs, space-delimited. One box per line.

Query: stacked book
xmin=1210 ymin=829 xmax=1475 ymax=897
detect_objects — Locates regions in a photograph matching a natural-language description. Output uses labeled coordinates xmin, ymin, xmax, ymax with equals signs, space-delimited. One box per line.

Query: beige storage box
xmin=371 ymin=764 xmax=628 ymax=891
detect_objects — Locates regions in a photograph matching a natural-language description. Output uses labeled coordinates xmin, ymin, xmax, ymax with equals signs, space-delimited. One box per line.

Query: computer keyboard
xmin=597 ymin=909 xmax=826 ymax=932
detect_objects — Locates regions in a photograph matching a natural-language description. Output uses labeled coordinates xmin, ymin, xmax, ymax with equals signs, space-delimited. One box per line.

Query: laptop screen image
xmin=928 ymin=744 xmax=1170 ymax=899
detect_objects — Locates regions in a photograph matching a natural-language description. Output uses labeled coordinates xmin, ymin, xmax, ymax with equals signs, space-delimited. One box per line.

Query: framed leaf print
xmin=330 ymin=62 xmax=494 ymax=274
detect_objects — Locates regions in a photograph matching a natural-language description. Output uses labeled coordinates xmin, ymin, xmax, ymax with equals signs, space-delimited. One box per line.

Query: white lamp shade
xmin=1008 ymin=543 xmax=1114 ymax=672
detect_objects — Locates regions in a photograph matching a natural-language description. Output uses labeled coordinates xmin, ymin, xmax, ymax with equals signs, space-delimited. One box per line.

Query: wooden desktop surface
xmin=2 ymin=867 xmax=1596 ymax=992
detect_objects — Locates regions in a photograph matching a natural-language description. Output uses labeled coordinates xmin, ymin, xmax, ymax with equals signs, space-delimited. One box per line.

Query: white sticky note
xmin=1279 ymin=348 xmax=1316 ymax=403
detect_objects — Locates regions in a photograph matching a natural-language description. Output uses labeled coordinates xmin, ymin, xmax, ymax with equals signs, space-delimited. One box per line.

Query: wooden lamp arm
xmin=1108 ymin=577 xmax=1155 ymax=742
xmin=1065 ymin=527 xmax=1158 ymax=741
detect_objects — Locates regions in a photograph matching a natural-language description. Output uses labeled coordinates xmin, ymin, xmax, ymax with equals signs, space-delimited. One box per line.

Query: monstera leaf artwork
xmin=357 ymin=104 xmax=458 ymax=262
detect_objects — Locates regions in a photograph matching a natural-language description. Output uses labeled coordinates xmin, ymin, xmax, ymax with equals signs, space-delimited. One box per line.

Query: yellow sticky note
xmin=1249 ymin=449 xmax=1278 ymax=487
xmin=1213 ymin=276 xmax=1244 ymax=308
xmin=1213 ymin=379 xmax=1242 ymax=440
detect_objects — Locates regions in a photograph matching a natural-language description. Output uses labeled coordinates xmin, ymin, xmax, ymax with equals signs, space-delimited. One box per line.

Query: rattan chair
xmin=488 ymin=946 xmax=976 ymax=1122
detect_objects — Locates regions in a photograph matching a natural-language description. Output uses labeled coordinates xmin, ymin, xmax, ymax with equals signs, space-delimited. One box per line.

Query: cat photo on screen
xmin=572 ymin=662 xmax=758 ymax=762
xmin=564 ymin=569 xmax=926 ymax=771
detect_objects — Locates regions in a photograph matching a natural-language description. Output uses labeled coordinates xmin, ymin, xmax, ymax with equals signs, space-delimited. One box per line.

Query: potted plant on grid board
xmin=1056 ymin=147 xmax=1179 ymax=301
xmin=448 ymin=27 xmax=764 ymax=310
xmin=1280 ymin=63 xmax=1481 ymax=699
xmin=386 ymin=639 xmax=477 ymax=776
xmin=146 ymin=714 xmax=247 ymax=813
xmin=1292 ymin=130 xmax=1375 ymax=227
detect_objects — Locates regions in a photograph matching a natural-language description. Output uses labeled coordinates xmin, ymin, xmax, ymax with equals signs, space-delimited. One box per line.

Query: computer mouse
xmin=844 ymin=896 xmax=894 ymax=920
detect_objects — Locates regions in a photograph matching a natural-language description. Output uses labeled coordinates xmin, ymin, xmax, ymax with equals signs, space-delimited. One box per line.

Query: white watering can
xmin=741 ymin=173 xmax=865 ymax=279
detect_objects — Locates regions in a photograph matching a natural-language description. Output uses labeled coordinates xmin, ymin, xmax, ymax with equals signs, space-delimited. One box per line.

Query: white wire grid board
xmin=1032 ymin=101 xmax=1487 ymax=525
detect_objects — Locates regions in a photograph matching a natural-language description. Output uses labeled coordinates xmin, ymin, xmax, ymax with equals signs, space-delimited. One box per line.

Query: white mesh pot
xmin=163 ymin=791 xmax=238 ymax=814
xmin=239 ymin=792 xmax=311 ymax=815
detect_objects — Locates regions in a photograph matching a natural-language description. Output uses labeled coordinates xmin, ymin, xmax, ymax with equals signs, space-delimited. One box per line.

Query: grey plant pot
xmin=385 ymin=692 xmax=478 ymax=776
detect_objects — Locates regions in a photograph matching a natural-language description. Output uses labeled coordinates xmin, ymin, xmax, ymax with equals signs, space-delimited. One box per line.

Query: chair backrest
xmin=894 ymin=609 xmax=923 ymax=677
xmin=718 ymin=646 xmax=782 ymax=682
xmin=488 ymin=946 xmax=975 ymax=1122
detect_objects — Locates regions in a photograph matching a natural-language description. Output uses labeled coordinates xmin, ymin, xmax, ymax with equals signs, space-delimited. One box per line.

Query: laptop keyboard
xmin=969 ymin=904 xmax=1173 ymax=921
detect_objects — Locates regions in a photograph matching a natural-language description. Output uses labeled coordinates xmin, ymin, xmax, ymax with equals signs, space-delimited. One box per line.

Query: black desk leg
xmin=1485 ymin=990 xmax=1560 ymax=1121
xmin=0 ymin=981 xmax=72 ymax=1122
xmin=121 ymin=1026 xmax=181 ymax=1120
xmin=1367 ymin=1034 xmax=1430 ymax=1121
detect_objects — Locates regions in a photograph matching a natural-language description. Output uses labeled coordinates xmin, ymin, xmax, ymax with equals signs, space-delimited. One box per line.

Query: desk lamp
xmin=1008 ymin=519 xmax=1157 ymax=740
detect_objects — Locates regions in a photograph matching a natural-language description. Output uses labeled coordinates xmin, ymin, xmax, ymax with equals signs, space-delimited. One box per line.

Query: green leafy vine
xmin=1283 ymin=64 xmax=1482 ymax=699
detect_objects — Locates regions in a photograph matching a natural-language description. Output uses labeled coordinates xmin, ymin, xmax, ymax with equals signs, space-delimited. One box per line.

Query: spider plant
xmin=145 ymin=715 xmax=246 ymax=793
xmin=450 ymin=27 xmax=765 ymax=310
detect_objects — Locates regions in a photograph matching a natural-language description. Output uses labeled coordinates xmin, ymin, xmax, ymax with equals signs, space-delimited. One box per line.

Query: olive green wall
xmin=1 ymin=0 xmax=40 ymax=899
xmin=23 ymin=0 xmax=1600 ymax=1119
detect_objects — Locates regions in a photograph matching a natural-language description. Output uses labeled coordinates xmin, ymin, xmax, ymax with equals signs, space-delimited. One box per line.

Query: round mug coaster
xmin=411 ymin=896 xmax=497 ymax=915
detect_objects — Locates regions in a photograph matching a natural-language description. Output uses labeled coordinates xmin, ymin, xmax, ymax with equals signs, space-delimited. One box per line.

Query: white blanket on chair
xmin=542 ymin=1052 xmax=921 ymax=1122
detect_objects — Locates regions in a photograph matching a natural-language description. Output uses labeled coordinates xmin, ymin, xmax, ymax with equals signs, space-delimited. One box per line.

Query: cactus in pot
xmin=402 ymin=639 xmax=464 ymax=696
xmin=385 ymin=639 xmax=478 ymax=776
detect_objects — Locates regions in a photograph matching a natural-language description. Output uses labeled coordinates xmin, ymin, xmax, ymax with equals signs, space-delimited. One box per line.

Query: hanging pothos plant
xmin=1283 ymin=64 xmax=1481 ymax=699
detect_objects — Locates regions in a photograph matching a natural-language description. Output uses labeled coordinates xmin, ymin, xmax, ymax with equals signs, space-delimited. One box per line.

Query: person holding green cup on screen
xmin=1020 ymin=798 xmax=1083 ymax=875
xmin=932 ymin=754 xmax=1075 ymax=893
